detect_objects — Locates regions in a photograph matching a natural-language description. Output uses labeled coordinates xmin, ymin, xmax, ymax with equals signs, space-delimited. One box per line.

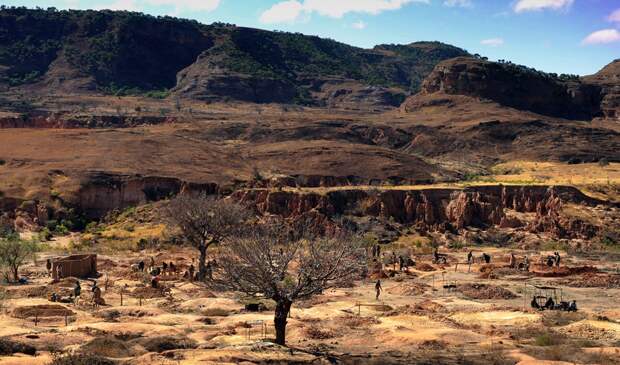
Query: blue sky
xmin=3 ymin=0 xmax=619 ymax=75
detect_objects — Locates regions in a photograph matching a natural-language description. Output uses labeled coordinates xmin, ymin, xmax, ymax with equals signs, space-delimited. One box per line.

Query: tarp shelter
xmin=52 ymin=254 xmax=97 ymax=280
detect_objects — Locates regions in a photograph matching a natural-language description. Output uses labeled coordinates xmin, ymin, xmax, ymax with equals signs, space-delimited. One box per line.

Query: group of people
xmin=49 ymin=279 xmax=103 ymax=307
xmin=545 ymin=252 xmax=562 ymax=268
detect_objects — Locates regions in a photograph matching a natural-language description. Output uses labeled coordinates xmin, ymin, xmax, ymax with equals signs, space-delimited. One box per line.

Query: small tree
xmin=212 ymin=220 xmax=365 ymax=346
xmin=167 ymin=194 xmax=251 ymax=281
xmin=0 ymin=235 xmax=38 ymax=282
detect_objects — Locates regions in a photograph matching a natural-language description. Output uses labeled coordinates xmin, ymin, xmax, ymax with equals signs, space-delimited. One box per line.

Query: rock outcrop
xmin=582 ymin=59 xmax=620 ymax=119
xmin=233 ymin=185 xmax=610 ymax=239
xmin=75 ymin=173 xmax=218 ymax=219
xmin=0 ymin=112 xmax=177 ymax=129
xmin=414 ymin=57 xmax=603 ymax=120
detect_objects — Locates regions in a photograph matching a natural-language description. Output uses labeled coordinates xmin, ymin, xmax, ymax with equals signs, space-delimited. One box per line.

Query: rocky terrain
xmin=0 ymin=6 xmax=619 ymax=365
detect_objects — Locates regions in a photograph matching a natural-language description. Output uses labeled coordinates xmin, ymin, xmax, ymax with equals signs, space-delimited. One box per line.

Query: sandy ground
xmin=0 ymin=247 xmax=619 ymax=364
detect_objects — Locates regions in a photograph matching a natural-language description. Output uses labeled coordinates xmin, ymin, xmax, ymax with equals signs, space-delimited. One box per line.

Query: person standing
xmin=375 ymin=280 xmax=382 ymax=300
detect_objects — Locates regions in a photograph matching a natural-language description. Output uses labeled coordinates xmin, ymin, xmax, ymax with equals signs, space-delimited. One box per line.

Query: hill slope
xmin=0 ymin=7 xmax=469 ymax=107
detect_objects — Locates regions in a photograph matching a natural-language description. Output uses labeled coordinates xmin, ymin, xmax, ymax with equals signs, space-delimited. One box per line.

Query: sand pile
xmin=557 ymin=273 xmax=620 ymax=288
xmin=532 ymin=266 xmax=598 ymax=278
xmin=457 ymin=283 xmax=517 ymax=300
xmin=386 ymin=282 xmax=430 ymax=296
xmin=416 ymin=263 xmax=436 ymax=272
xmin=558 ymin=320 xmax=620 ymax=341
xmin=131 ymin=286 xmax=169 ymax=299
xmin=12 ymin=304 xmax=75 ymax=319
xmin=387 ymin=300 xmax=446 ymax=317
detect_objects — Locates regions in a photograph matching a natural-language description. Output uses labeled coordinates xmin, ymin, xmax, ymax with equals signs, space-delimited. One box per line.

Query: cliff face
xmin=582 ymin=60 xmax=620 ymax=119
xmin=416 ymin=57 xmax=603 ymax=120
xmin=75 ymin=172 xmax=217 ymax=219
xmin=233 ymin=185 xmax=608 ymax=239
xmin=0 ymin=112 xmax=176 ymax=128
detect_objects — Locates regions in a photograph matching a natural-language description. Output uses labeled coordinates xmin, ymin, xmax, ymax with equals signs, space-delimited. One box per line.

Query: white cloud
xmin=480 ymin=37 xmax=504 ymax=47
xmin=259 ymin=0 xmax=305 ymax=24
xmin=260 ymin=0 xmax=428 ymax=24
xmin=96 ymin=0 xmax=221 ymax=13
xmin=581 ymin=29 xmax=620 ymax=45
xmin=444 ymin=0 xmax=472 ymax=8
xmin=96 ymin=0 xmax=139 ymax=11
xmin=146 ymin=0 xmax=221 ymax=12
xmin=513 ymin=0 xmax=573 ymax=13
xmin=608 ymin=8 xmax=620 ymax=23
xmin=352 ymin=20 xmax=367 ymax=29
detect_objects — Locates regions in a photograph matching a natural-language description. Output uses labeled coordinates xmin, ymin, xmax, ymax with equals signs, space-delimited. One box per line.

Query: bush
xmin=534 ymin=332 xmax=562 ymax=346
xmin=0 ymin=338 xmax=36 ymax=356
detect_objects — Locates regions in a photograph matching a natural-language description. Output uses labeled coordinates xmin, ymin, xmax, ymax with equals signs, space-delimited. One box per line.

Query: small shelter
xmin=52 ymin=254 xmax=97 ymax=281
xmin=531 ymin=285 xmax=563 ymax=308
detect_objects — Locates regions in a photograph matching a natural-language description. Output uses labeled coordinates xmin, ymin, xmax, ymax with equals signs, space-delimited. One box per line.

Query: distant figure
xmin=546 ymin=256 xmax=555 ymax=268
xmin=92 ymin=285 xmax=103 ymax=307
xmin=482 ymin=253 xmax=491 ymax=264
xmin=554 ymin=252 xmax=561 ymax=267
xmin=544 ymin=297 xmax=555 ymax=310
xmin=188 ymin=264 xmax=195 ymax=281
xmin=399 ymin=256 xmax=404 ymax=271
xmin=162 ymin=262 xmax=168 ymax=274
xmin=371 ymin=245 xmax=377 ymax=258
xmin=50 ymin=292 xmax=58 ymax=302
xmin=149 ymin=256 xmax=155 ymax=270
xmin=74 ymin=281 xmax=81 ymax=298
xmin=375 ymin=280 xmax=382 ymax=300
xmin=56 ymin=265 xmax=62 ymax=280
xmin=206 ymin=261 xmax=213 ymax=280
xmin=46 ymin=259 xmax=52 ymax=277
xmin=568 ymin=300 xmax=577 ymax=312
xmin=151 ymin=275 xmax=160 ymax=289
xmin=169 ymin=262 xmax=176 ymax=275
xmin=138 ymin=260 xmax=145 ymax=272
xmin=531 ymin=297 xmax=540 ymax=310
xmin=376 ymin=245 xmax=381 ymax=258
xmin=467 ymin=251 xmax=473 ymax=264
xmin=524 ymin=256 xmax=530 ymax=272
xmin=91 ymin=281 xmax=98 ymax=293
xmin=509 ymin=253 xmax=516 ymax=268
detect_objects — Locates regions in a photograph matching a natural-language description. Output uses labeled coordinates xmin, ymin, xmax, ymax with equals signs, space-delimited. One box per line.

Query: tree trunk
xmin=12 ymin=265 xmax=19 ymax=282
xmin=274 ymin=299 xmax=292 ymax=346
xmin=197 ymin=244 xmax=207 ymax=281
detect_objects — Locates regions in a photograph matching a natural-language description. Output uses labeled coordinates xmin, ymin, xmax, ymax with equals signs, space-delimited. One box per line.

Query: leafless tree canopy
xmin=167 ymin=193 xmax=253 ymax=280
xmin=211 ymin=219 xmax=366 ymax=345
xmin=213 ymin=220 xmax=365 ymax=300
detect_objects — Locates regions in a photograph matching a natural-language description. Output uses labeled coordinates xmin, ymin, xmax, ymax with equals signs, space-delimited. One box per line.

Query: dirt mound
xmin=386 ymin=282 xmax=430 ymax=296
xmin=0 ymin=338 xmax=36 ymax=356
xmin=79 ymin=336 xmax=136 ymax=358
xmin=339 ymin=315 xmax=381 ymax=328
xmin=558 ymin=321 xmax=620 ymax=341
xmin=131 ymin=286 xmax=169 ymax=299
xmin=305 ymin=325 xmax=337 ymax=339
xmin=387 ymin=300 xmax=447 ymax=316
xmin=557 ymin=273 xmax=620 ymax=288
xmin=12 ymin=304 xmax=75 ymax=319
xmin=131 ymin=335 xmax=197 ymax=353
xmin=416 ymin=263 xmax=437 ymax=272
xmin=533 ymin=266 xmax=599 ymax=278
xmin=457 ymin=283 xmax=517 ymax=300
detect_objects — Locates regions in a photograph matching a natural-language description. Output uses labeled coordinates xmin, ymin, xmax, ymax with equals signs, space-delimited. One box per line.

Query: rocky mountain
xmin=582 ymin=59 xmax=620 ymax=119
xmin=0 ymin=7 xmax=469 ymax=108
xmin=410 ymin=57 xmax=604 ymax=120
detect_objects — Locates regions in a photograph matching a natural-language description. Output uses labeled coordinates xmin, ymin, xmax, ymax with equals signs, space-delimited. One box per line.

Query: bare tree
xmin=0 ymin=235 xmax=39 ymax=282
xmin=167 ymin=194 xmax=251 ymax=281
xmin=211 ymin=220 xmax=365 ymax=346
